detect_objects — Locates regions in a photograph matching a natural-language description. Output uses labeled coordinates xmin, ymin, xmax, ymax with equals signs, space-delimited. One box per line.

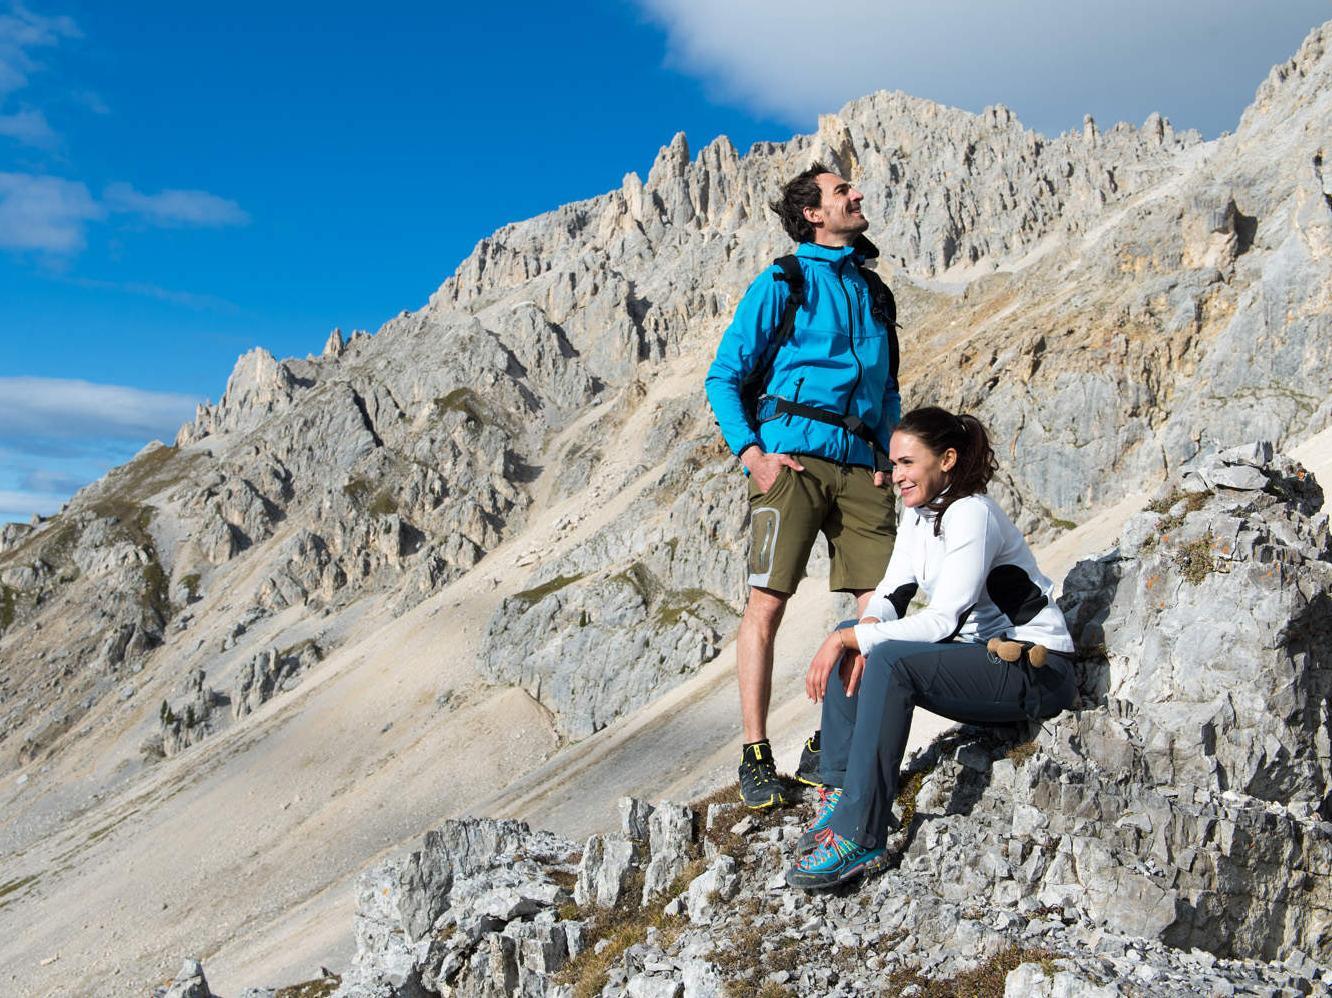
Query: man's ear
xmin=802 ymin=204 xmax=823 ymax=227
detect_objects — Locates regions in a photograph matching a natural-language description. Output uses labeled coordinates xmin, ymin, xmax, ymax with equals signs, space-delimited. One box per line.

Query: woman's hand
xmin=839 ymin=652 xmax=867 ymax=696
xmin=806 ymin=629 xmax=856 ymax=703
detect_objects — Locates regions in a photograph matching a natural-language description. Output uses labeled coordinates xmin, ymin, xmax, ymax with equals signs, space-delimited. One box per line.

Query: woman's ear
xmin=941 ymin=447 xmax=958 ymax=472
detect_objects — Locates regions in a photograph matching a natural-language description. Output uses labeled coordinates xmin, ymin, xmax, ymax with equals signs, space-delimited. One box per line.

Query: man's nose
xmin=849 ymin=187 xmax=864 ymax=202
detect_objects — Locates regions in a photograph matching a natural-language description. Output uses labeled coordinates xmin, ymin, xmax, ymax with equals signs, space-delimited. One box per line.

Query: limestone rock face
xmin=1060 ymin=446 xmax=1331 ymax=810
xmin=334 ymin=818 xmax=581 ymax=998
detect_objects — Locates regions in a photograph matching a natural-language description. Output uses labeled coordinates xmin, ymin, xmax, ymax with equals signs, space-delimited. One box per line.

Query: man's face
xmin=804 ymin=173 xmax=868 ymax=245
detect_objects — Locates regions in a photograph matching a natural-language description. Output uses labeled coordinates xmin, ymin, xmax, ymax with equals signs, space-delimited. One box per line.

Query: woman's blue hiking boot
xmin=785 ymin=830 xmax=885 ymax=890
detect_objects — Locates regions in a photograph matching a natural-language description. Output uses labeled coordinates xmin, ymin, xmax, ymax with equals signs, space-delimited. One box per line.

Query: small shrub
xmin=180 ymin=573 xmax=202 ymax=603
xmin=0 ymin=584 xmax=16 ymax=630
xmin=1175 ymin=535 xmax=1215 ymax=585
xmin=1007 ymin=740 xmax=1039 ymax=765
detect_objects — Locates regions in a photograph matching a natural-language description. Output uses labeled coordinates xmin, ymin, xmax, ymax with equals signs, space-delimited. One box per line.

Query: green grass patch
xmin=652 ymin=588 xmax=719 ymax=626
xmin=142 ymin=559 xmax=171 ymax=622
xmin=434 ymin=388 xmax=489 ymax=424
xmin=180 ymin=573 xmax=202 ymax=602
xmin=0 ymin=874 xmax=39 ymax=903
xmin=610 ymin=562 xmax=661 ymax=602
xmin=343 ymin=477 xmax=398 ymax=517
xmin=511 ymin=573 xmax=585 ymax=608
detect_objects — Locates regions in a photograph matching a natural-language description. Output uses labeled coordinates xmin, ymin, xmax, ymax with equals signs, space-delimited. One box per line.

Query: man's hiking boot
xmin=785 ymin=830 xmax=885 ymax=889
xmin=796 ymin=785 xmax=842 ymax=853
xmin=738 ymin=740 xmax=795 ymax=810
xmin=794 ymin=729 xmax=823 ymax=787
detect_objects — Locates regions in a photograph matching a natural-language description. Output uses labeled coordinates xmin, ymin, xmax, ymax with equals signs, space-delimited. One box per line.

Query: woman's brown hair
xmin=895 ymin=406 xmax=998 ymax=535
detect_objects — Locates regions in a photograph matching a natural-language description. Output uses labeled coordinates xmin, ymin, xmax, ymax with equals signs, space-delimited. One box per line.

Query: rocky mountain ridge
xmin=1 ymin=20 xmax=1330 ymax=997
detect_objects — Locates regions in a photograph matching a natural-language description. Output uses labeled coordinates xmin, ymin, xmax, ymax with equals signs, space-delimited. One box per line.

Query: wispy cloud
xmin=0 ymin=379 xmax=202 ymax=523
xmin=0 ymin=2 xmax=80 ymax=101
xmin=0 ymin=171 xmax=101 ymax=252
xmin=0 ymin=376 xmax=201 ymax=440
xmin=0 ymin=105 xmax=54 ymax=146
xmin=0 ymin=172 xmax=251 ymax=259
xmin=67 ymin=275 xmax=240 ymax=312
xmin=0 ymin=487 xmax=68 ymax=520
xmin=633 ymin=0 xmax=1332 ymax=138
xmin=104 ymin=182 xmax=251 ymax=228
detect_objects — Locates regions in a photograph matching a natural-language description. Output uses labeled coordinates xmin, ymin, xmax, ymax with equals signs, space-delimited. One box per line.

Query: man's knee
xmin=742 ymin=587 xmax=789 ymax=633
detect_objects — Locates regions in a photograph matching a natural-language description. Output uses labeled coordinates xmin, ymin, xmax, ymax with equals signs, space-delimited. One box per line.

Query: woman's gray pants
xmin=821 ymin=639 xmax=1077 ymax=849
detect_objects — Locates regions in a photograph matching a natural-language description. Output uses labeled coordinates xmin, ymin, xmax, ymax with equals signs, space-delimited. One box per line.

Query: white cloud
xmin=0 ymin=487 xmax=68 ymax=520
xmin=0 ymin=376 xmax=201 ymax=441
xmin=0 ymin=2 xmax=79 ymax=101
xmin=0 ymin=171 xmax=101 ymax=253
xmin=634 ymin=1 xmax=1332 ymax=138
xmin=0 ymin=105 xmax=55 ymax=146
xmin=104 ymin=181 xmax=251 ymax=228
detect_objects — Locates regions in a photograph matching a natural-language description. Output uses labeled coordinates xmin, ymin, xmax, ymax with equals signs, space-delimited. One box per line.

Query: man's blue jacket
xmin=705 ymin=241 xmax=901 ymax=469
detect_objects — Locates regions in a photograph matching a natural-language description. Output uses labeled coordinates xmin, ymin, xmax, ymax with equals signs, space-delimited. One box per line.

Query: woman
xmin=786 ymin=406 xmax=1078 ymax=889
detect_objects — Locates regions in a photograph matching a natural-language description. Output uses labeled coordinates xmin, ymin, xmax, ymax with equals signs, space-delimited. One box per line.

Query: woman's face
xmin=890 ymin=431 xmax=956 ymax=508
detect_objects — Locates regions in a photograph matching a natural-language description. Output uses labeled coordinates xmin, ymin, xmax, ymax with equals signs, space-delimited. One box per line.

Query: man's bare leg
xmin=737 ymin=586 xmax=788 ymax=743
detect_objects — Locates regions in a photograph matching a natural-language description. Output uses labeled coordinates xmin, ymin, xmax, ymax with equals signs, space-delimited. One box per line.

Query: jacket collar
xmin=796 ymin=241 xmax=859 ymax=265
xmin=796 ymin=234 xmax=881 ymax=266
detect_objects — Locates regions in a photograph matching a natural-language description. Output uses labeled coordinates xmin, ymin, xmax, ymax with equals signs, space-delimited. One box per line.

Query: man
xmin=705 ymin=162 xmax=901 ymax=809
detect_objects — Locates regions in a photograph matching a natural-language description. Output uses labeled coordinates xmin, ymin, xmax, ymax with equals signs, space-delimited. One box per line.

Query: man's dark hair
xmin=769 ymin=161 xmax=831 ymax=243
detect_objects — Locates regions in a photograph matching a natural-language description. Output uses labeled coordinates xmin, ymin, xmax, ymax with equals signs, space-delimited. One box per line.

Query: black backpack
xmin=738 ymin=242 xmax=900 ymax=469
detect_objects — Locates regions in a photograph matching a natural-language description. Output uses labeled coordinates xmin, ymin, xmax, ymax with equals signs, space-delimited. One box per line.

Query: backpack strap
xmin=739 ymin=256 xmax=805 ymax=427
xmin=858 ymin=264 xmax=900 ymax=386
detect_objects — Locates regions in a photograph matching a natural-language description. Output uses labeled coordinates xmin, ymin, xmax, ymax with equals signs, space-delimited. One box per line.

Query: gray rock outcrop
xmin=232 ymin=640 xmax=322 ymax=719
xmin=334 ymin=818 xmax=582 ymax=998
xmin=151 ymin=958 xmax=214 ymax=998
xmin=236 ymin=450 xmax=1331 ymax=997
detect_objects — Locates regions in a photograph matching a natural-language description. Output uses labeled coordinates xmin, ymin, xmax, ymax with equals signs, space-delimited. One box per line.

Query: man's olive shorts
xmin=746 ymin=454 xmax=896 ymax=595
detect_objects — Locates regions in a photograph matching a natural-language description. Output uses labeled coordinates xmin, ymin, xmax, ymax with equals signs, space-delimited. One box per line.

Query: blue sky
xmin=1 ymin=1 xmax=1328 ymax=523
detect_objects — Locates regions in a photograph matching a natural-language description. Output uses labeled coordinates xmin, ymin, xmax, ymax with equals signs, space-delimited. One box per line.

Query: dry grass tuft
xmin=274 ymin=975 xmax=340 ymax=998
xmin=885 ymin=946 xmax=1058 ymax=997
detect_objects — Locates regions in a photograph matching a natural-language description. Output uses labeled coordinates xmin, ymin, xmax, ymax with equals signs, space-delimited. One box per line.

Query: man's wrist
xmin=740 ymin=444 xmax=764 ymax=467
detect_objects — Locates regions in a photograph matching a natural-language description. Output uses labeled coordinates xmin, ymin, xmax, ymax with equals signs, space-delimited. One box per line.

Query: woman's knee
xmin=866 ymin=643 xmax=923 ymax=692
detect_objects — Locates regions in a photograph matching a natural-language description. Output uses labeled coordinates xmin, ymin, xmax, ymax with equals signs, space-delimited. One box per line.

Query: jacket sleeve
xmin=705 ymin=268 xmax=786 ymax=458
xmin=853 ymin=500 xmax=999 ymax=654
xmin=877 ymin=385 xmax=901 ymax=452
